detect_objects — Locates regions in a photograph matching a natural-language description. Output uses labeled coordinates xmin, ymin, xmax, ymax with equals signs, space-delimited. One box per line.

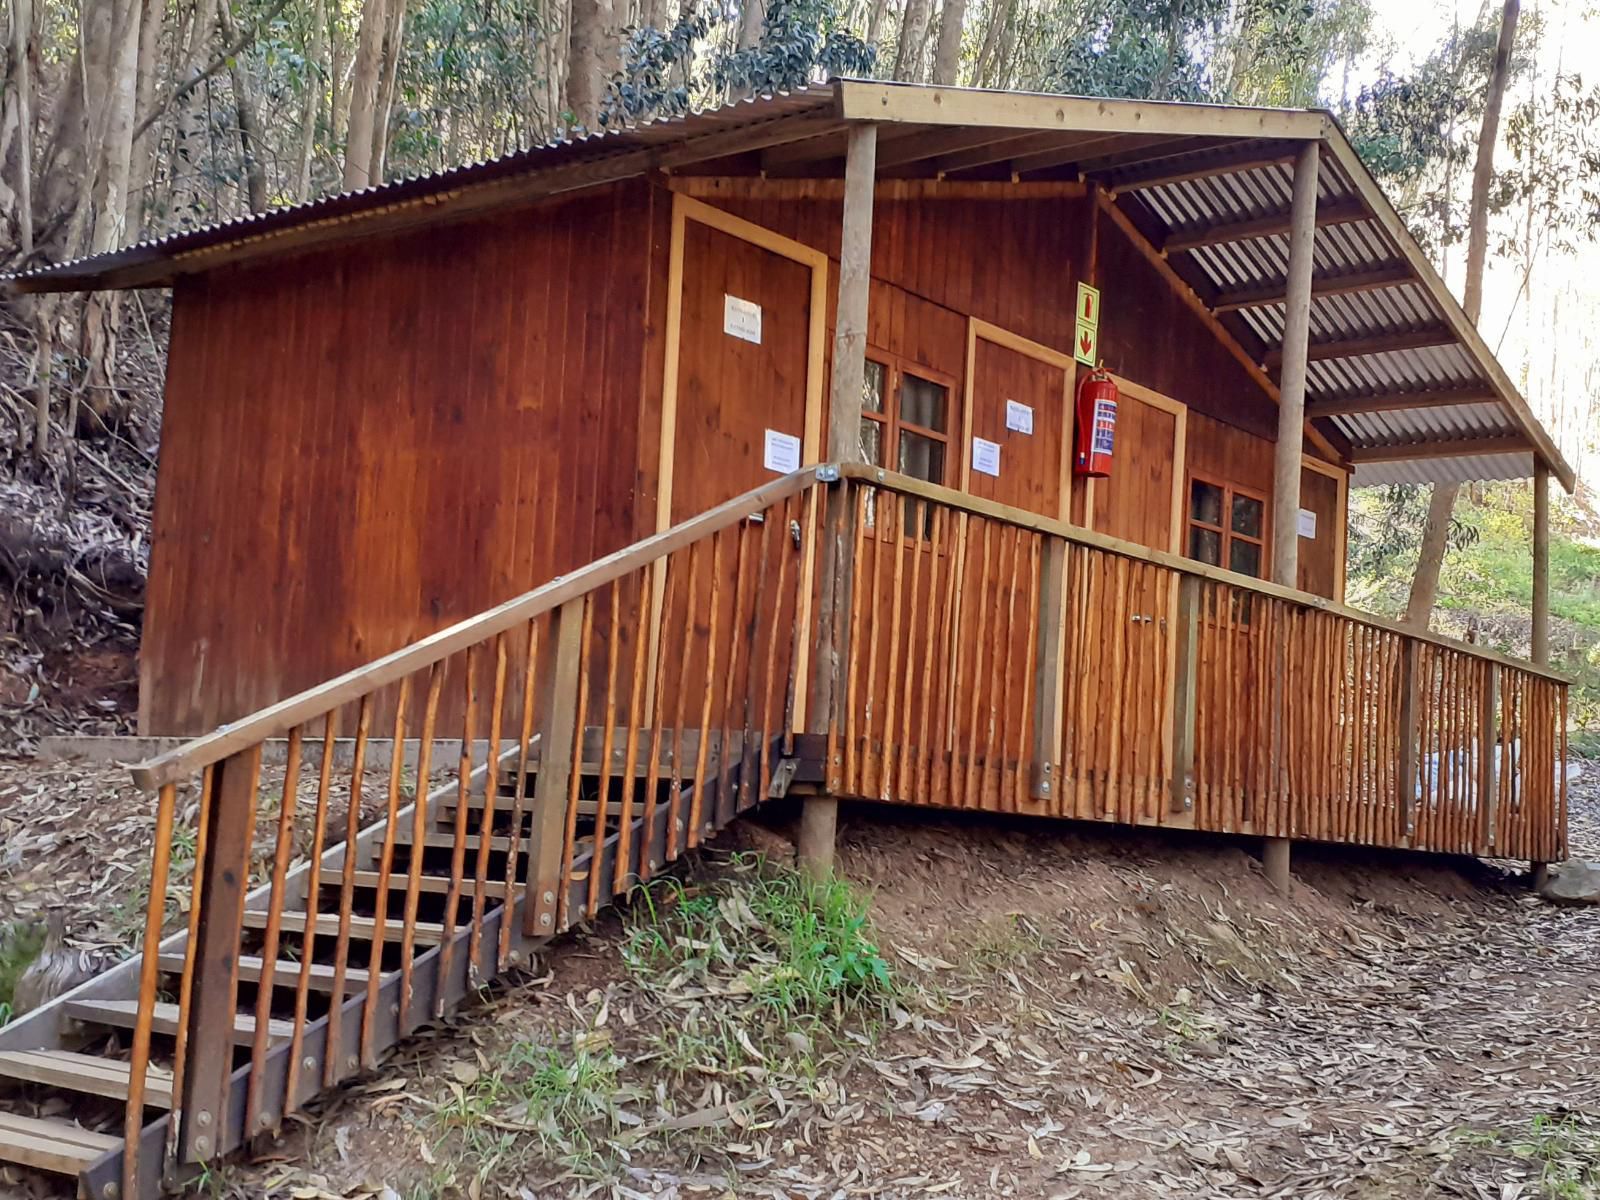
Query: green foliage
xmin=0 ymin=923 xmax=46 ymax=1024
xmin=1457 ymin=1115 xmax=1600 ymax=1200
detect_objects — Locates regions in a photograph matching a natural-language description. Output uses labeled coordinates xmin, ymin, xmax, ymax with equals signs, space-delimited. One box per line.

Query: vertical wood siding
xmin=143 ymin=182 xmax=659 ymax=734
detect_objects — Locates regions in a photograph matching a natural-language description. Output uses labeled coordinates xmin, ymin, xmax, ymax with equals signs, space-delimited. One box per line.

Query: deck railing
xmin=114 ymin=462 xmax=1566 ymax=1196
xmin=825 ymin=464 xmax=1567 ymax=863
xmin=116 ymin=468 xmax=822 ymax=1197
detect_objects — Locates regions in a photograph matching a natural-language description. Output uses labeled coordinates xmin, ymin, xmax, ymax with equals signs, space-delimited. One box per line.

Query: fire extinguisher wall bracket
xmin=1074 ymin=368 xmax=1119 ymax=479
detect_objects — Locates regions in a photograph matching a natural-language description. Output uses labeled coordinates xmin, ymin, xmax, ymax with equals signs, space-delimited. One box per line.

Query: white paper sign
xmin=763 ymin=428 xmax=801 ymax=474
xmin=1297 ymin=507 xmax=1318 ymax=538
xmin=1005 ymin=399 xmax=1034 ymax=435
xmin=724 ymin=294 xmax=762 ymax=344
xmin=971 ymin=436 xmax=1001 ymax=478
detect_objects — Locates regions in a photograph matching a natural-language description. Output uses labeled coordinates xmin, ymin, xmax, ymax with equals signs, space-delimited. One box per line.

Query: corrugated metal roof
xmin=1 ymin=80 xmax=1569 ymax=488
xmin=1111 ymin=136 xmax=1558 ymax=487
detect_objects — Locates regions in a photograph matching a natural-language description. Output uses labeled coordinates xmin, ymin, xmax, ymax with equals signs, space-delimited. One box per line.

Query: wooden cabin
xmin=8 ymin=82 xmax=1571 ymax=740
xmin=0 ymin=84 xmax=1578 ymax=1197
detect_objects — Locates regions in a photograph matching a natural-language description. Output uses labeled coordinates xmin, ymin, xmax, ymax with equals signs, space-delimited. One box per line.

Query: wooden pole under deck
xmin=1531 ymin=458 xmax=1552 ymax=884
xmin=800 ymin=121 xmax=877 ymax=878
xmin=1265 ymin=138 xmax=1320 ymax=891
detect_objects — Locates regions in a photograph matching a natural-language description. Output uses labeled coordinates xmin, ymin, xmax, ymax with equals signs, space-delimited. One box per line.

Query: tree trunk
xmin=125 ymin=0 xmax=165 ymax=239
xmin=215 ymin=0 xmax=269 ymax=212
xmin=370 ymin=0 xmax=405 ymax=181
xmin=294 ymin=0 xmax=327 ymax=201
xmin=737 ymin=0 xmax=765 ymax=50
xmin=973 ymin=0 xmax=1011 ymax=88
xmin=5 ymin=0 xmax=35 ymax=260
xmin=1404 ymin=0 xmax=1519 ymax=629
xmin=343 ymin=0 xmax=388 ymax=189
xmin=932 ymin=0 xmax=966 ymax=85
xmin=566 ymin=0 xmax=613 ymax=131
xmin=894 ymin=0 xmax=931 ymax=81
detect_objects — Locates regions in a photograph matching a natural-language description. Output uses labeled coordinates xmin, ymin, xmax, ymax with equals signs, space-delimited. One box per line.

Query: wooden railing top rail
xmin=129 ymin=467 xmax=830 ymax=791
xmin=840 ymin=464 xmax=1571 ymax=686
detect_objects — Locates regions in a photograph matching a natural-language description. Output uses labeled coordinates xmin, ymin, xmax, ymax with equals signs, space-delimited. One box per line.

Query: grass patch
xmin=0 ymin=922 xmax=46 ymax=1024
xmin=1457 ymin=1115 xmax=1600 ymax=1199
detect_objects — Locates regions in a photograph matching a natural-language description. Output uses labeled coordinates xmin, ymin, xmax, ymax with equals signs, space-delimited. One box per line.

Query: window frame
xmin=859 ymin=348 xmax=957 ymax=487
xmin=1185 ymin=472 xmax=1269 ymax=580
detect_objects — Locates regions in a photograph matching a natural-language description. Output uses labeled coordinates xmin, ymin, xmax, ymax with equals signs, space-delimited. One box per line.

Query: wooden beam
xmin=1097 ymin=191 xmax=1343 ymax=464
xmin=1305 ymin=386 xmax=1499 ymax=418
xmin=1113 ymin=149 xmax=1299 ymax=193
xmin=870 ymin=125 xmax=1015 ymax=169
xmin=1008 ymin=131 xmax=1158 ymax=175
xmin=1212 ymin=263 xmax=1413 ymax=312
xmin=660 ymin=116 xmax=847 ymax=168
xmin=1267 ymin=326 xmax=1457 ymax=367
xmin=1322 ymin=132 xmax=1575 ymax=491
xmin=1164 ymin=198 xmax=1367 ymax=253
xmin=1168 ymin=574 xmax=1201 ymax=815
xmin=1271 ymin=140 xmax=1318 ymax=591
xmin=835 ymin=80 xmax=1331 ymax=141
xmin=933 ymin=130 xmax=1096 ymax=174
xmin=1348 ymin=435 xmax=1532 ymax=463
xmin=671 ymin=176 xmax=1085 ymax=201
xmin=1397 ymin=639 xmax=1420 ymax=839
xmin=1533 ymin=461 xmax=1550 ymax=665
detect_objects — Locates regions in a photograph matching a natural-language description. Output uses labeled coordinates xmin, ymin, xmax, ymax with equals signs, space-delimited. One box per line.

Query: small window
xmin=1187 ymin=476 xmax=1266 ymax=579
xmin=858 ymin=353 xmax=953 ymax=537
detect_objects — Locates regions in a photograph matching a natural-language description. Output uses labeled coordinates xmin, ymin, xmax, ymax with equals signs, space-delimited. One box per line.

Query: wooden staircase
xmin=0 ymin=468 xmax=827 ymax=1199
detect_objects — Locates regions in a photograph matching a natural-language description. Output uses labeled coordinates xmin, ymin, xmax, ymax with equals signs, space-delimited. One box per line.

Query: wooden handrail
xmin=838 ymin=464 xmax=1570 ymax=684
xmin=130 ymin=467 xmax=830 ymax=791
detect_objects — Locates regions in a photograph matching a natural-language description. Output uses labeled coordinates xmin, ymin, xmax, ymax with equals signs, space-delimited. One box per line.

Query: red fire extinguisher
xmin=1074 ymin=368 xmax=1119 ymax=478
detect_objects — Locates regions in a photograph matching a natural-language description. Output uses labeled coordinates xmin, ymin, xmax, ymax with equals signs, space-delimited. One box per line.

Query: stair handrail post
xmin=177 ymin=744 xmax=264 ymax=1165
xmin=523 ymin=599 xmax=585 ymax=938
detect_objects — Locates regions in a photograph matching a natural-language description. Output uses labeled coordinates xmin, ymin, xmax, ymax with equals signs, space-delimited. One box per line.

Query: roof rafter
xmin=1349 ymin=435 xmax=1531 ymax=463
xmin=1211 ymin=263 xmax=1413 ymax=312
xmin=1266 ymin=326 xmax=1459 ymax=367
xmin=1306 ymin=386 xmax=1500 ymax=418
xmin=1164 ymin=198 xmax=1368 ymax=254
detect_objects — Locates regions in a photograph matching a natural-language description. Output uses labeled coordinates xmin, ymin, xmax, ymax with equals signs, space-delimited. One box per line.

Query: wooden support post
xmin=1262 ymin=836 xmax=1292 ymax=891
xmin=1169 ymin=575 xmax=1201 ymax=815
xmin=1262 ymin=140 xmax=1317 ymax=885
xmin=1479 ymin=662 xmax=1499 ymax=852
xmin=1029 ymin=536 xmax=1069 ymax=802
xmin=800 ymin=121 xmax=876 ymax=880
xmin=524 ymin=601 xmax=584 ymax=936
xmin=178 ymin=746 xmax=261 ymax=1163
xmin=1397 ymin=639 xmax=1420 ymax=842
xmin=1271 ymin=139 xmax=1319 ymax=591
xmin=1533 ymin=461 xmax=1550 ymax=667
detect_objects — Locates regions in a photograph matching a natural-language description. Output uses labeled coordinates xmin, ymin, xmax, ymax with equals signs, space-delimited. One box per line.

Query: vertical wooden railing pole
xmin=1532 ymin=461 xmax=1550 ymax=667
xmin=1027 ymin=536 xmax=1068 ymax=806
xmin=800 ymin=118 xmax=877 ymax=878
xmin=178 ymin=745 xmax=262 ymax=1164
xmin=1479 ymin=661 xmax=1500 ymax=853
xmin=524 ymin=599 xmax=584 ymax=937
xmin=123 ymin=782 xmax=178 ymax=1200
xmin=1168 ymin=575 xmax=1201 ymax=818
xmin=1397 ymin=638 xmax=1421 ymax=845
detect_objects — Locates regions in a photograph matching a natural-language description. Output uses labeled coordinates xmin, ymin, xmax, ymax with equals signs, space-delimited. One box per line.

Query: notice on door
xmin=763 ymin=428 xmax=801 ymax=474
xmin=1297 ymin=507 xmax=1318 ymax=538
xmin=724 ymin=294 xmax=763 ymax=344
xmin=971 ymin=436 xmax=1002 ymax=477
xmin=1005 ymin=399 xmax=1034 ymax=434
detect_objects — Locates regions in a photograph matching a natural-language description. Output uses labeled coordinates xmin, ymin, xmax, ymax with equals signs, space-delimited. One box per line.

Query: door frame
xmin=1082 ymin=374 xmax=1188 ymax=554
xmin=653 ymin=194 xmax=830 ymax=730
xmin=960 ymin=317 xmax=1077 ymax=521
xmin=1301 ymin=453 xmax=1351 ymax=601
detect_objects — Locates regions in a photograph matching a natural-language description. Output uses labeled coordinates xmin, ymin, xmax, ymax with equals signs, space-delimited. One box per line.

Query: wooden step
xmin=158 ymin=952 xmax=371 ymax=994
xmin=0 ymin=1110 xmax=121 ymax=1176
xmin=64 ymin=1000 xmax=294 ymax=1046
xmin=0 ymin=1049 xmax=174 ymax=1108
xmin=241 ymin=909 xmax=448 ymax=945
xmin=399 ymin=830 xmax=520 ymax=853
xmin=348 ymin=871 xmax=515 ymax=899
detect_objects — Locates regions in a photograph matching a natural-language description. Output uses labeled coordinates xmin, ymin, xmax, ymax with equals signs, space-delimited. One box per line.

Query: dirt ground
xmin=2 ymin=749 xmax=1598 ymax=1200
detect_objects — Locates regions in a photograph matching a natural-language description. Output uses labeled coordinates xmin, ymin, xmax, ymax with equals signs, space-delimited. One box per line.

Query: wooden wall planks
xmin=143 ymin=181 xmax=660 ymax=734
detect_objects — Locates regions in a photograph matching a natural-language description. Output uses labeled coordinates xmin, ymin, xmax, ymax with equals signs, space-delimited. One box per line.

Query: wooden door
xmin=655 ymin=202 xmax=826 ymax=788
xmin=1080 ymin=380 xmax=1186 ymax=820
xmin=963 ymin=326 xmax=1072 ymax=519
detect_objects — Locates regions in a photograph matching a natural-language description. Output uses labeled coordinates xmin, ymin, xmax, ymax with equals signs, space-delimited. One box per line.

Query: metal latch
xmin=768 ymin=758 xmax=799 ymax=798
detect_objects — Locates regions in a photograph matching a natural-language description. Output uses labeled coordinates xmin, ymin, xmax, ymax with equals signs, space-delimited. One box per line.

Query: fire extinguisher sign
xmin=1074 ymin=281 xmax=1101 ymax=366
